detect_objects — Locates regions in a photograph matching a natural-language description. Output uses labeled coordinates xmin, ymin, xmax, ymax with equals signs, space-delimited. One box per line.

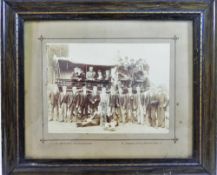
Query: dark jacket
xmin=68 ymin=93 xmax=79 ymax=108
xmin=88 ymin=93 xmax=100 ymax=108
xmin=125 ymin=94 xmax=137 ymax=110
xmin=109 ymin=94 xmax=119 ymax=108
xmin=117 ymin=94 xmax=126 ymax=108
xmin=78 ymin=93 xmax=89 ymax=107
xmin=59 ymin=93 xmax=70 ymax=106
xmin=49 ymin=91 xmax=60 ymax=106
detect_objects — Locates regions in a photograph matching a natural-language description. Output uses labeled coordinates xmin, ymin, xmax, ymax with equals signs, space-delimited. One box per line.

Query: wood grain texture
xmin=201 ymin=0 xmax=216 ymax=173
xmin=1 ymin=2 xmax=18 ymax=175
xmin=4 ymin=0 xmax=211 ymax=13
xmin=1 ymin=0 xmax=216 ymax=174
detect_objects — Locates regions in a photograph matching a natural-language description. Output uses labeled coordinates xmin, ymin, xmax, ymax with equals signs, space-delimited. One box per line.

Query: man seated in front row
xmin=104 ymin=113 xmax=119 ymax=131
xmin=76 ymin=111 xmax=100 ymax=127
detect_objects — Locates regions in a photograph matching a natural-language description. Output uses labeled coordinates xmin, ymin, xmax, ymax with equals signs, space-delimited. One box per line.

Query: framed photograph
xmin=1 ymin=0 xmax=216 ymax=174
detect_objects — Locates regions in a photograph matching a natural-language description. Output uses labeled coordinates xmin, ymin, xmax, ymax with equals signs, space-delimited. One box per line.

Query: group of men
xmin=49 ymin=57 xmax=169 ymax=130
xmin=49 ymin=84 xmax=169 ymax=129
xmin=86 ymin=66 xmax=111 ymax=81
xmin=71 ymin=66 xmax=111 ymax=81
xmin=70 ymin=57 xmax=150 ymax=92
xmin=116 ymin=57 xmax=150 ymax=90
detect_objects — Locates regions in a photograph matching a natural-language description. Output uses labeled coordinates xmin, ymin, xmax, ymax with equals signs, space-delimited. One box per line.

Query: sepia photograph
xmin=46 ymin=42 xmax=170 ymax=134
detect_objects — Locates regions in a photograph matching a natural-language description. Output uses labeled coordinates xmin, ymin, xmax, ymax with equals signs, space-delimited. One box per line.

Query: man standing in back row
xmin=59 ymin=86 xmax=69 ymax=122
xmin=157 ymin=88 xmax=169 ymax=128
xmin=109 ymin=86 xmax=119 ymax=121
xmin=49 ymin=84 xmax=60 ymax=121
xmin=98 ymin=87 xmax=109 ymax=126
xmin=78 ymin=86 xmax=89 ymax=119
xmin=125 ymin=87 xmax=137 ymax=123
xmin=68 ymin=86 xmax=79 ymax=122
xmin=88 ymin=86 xmax=100 ymax=116
xmin=117 ymin=87 xmax=126 ymax=123
xmin=135 ymin=86 xmax=144 ymax=124
xmin=146 ymin=89 xmax=159 ymax=127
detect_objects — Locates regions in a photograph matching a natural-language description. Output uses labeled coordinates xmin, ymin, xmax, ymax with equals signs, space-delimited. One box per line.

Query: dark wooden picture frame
xmin=1 ymin=0 xmax=216 ymax=174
